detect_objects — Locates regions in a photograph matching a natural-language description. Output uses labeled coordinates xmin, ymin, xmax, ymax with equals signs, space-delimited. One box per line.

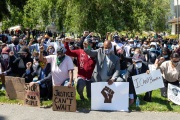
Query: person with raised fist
xmin=38 ymin=45 xmax=74 ymax=88
xmin=64 ymin=36 xmax=96 ymax=100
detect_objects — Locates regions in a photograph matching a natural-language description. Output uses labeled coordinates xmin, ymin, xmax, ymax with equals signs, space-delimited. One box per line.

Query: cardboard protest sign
xmin=168 ymin=84 xmax=180 ymax=105
xmin=148 ymin=64 xmax=157 ymax=71
xmin=5 ymin=76 xmax=25 ymax=100
xmin=52 ymin=86 xmax=76 ymax=112
xmin=132 ymin=69 xmax=164 ymax=94
xmin=24 ymin=83 xmax=40 ymax=107
xmin=91 ymin=82 xmax=129 ymax=111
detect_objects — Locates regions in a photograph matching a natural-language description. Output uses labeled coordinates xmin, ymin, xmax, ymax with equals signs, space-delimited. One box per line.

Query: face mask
xmin=163 ymin=55 xmax=168 ymax=58
xmin=34 ymin=57 xmax=39 ymax=61
xmin=131 ymin=51 xmax=134 ymax=55
xmin=130 ymin=44 xmax=134 ymax=47
xmin=14 ymin=41 xmax=19 ymax=45
xmin=172 ymin=61 xmax=179 ymax=66
xmin=20 ymin=55 xmax=25 ymax=59
xmin=104 ymin=49 xmax=111 ymax=55
xmin=104 ymin=49 xmax=109 ymax=54
xmin=58 ymin=55 xmax=65 ymax=60
xmin=49 ymin=49 xmax=54 ymax=54
xmin=150 ymin=48 xmax=156 ymax=51
xmin=2 ymin=54 xmax=9 ymax=60
xmin=115 ymin=39 xmax=119 ymax=43
xmin=135 ymin=62 xmax=142 ymax=69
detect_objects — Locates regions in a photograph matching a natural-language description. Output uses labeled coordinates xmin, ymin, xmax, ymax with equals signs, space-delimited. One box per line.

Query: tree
xmin=0 ymin=0 xmax=28 ymax=22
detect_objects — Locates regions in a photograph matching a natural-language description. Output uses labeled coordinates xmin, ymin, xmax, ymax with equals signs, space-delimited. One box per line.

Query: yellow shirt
xmin=160 ymin=61 xmax=180 ymax=82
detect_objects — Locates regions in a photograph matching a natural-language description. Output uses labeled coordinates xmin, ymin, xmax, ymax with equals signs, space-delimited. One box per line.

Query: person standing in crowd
xmin=124 ymin=38 xmax=136 ymax=57
xmin=8 ymin=36 xmax=21 ymax=58
xmin=28 ymin=36 xmax=48 ymax=53
xmin=38 ymin=46 xmax=74 ymax=87
xmin=64 ymin=37 xmax=96 ymax=100
xmin=125 ymin=54 xmax=150 ymax=105
xmin=158 ymin=52 xmax=180 ymax=98
xmin=84 ymin=40 xmax=124 ymax=84
xmin=46 ymin=45 xmax=55 ymax=55
xmin=154 ymin=47 xmax=171 ymax=68
xmin=79 ymin=31 xmax=89 ymax=49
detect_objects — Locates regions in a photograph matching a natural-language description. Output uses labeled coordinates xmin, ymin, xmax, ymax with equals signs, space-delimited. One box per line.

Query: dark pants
xmin=0 ymin=74 xmax=5 ymax=85
xmin=76 ymin=77 xmax=93 ymax=100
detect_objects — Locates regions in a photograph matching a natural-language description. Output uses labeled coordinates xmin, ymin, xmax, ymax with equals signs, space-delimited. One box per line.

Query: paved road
xmin=0 ymin=104 xmax=180 ymax=120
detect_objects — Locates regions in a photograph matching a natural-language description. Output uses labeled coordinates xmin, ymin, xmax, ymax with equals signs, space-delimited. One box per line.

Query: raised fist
xmin=89 ymin=32 xmax=94 ymax=36
xmin=30 ymin=39 xmax=34 ymax=43
xmin=101 ymin=86 xmax=115 ymax=103
xmin=40 ymin=46 xmax=44 ymax=52
xmin=9 ymin=51 xmax=14 ymax=56
xmin=26 ymin=62 xmax=32 ymax=69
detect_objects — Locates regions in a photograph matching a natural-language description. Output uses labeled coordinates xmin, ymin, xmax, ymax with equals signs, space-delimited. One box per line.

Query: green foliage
xmin=1 ymin=0 xmax=171 ymax=35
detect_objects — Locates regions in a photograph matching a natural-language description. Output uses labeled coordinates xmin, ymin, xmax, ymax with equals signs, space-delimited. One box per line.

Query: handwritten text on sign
xmin=132 ymin=69 xmax=164 ymax=94
xmin=53 ymin=86 xmax=76 ymax=112
xmin=24 ymin=83 xmax=40 ymax=107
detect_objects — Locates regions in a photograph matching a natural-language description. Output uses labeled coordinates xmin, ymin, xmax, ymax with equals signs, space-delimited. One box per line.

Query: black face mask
xmin=20 ymin=55 xmax=25 ymax=59
xmin=14 ymin=41 xmax=19 ymax=45
xmin=70 ymin=42 xmax=74 ymax=45
xmin=58 ymin=55 xmax=65 ymax=60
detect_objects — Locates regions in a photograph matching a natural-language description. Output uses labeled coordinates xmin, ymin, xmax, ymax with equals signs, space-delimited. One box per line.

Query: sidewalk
xmin=0 ymin=104 xmax=180 ymax=120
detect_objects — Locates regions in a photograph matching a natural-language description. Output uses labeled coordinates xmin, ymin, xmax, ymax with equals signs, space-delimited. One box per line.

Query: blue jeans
xmin=61 ymin=78 xmax=74 ymax=86
xmin=120 ymin=69 xmax=127 ymax=79
xmin=76 ymin=77 xmax=93 ymax=100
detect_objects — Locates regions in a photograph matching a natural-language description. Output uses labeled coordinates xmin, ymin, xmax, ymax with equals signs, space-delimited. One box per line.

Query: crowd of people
xmin=0 ymin=29 xmax=180 ymax=105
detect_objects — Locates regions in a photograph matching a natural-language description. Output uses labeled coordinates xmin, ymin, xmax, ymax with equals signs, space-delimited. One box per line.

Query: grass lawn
xmin=0 ymin=82 xmax=180 ymax=112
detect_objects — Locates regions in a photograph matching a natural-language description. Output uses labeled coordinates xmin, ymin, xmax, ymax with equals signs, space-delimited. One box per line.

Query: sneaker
xmin=80 ymin=96 xmax=85 ymax=101
xmin=1 ymin=86 xmax=5 ymax=91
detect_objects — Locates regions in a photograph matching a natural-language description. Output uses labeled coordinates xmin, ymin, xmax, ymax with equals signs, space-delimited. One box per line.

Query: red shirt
xmin=64 ymin=42 xmax=96 ymax=80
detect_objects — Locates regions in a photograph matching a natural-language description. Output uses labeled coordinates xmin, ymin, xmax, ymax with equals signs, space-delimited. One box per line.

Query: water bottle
xmin=136 ymin=97 xmax=140 ymax=107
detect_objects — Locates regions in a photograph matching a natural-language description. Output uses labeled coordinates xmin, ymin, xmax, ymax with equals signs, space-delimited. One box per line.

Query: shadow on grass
xmin=152 ymin=96 xmax=173 ymax=111
xmin=76 ymin=99 xmax=91 ymax=113
xmin=0 ymin=90 xmax=5 ymax=96
xmin=129 ymin=94 xmax=173 ymax=112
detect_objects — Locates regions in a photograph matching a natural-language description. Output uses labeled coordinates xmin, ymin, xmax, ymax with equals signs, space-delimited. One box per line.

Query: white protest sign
xmin=91 ymin=82 xmax=129 ymax=111
xmin=132 ymin=69 xmax=164 ymax=94
xmin=148 ymin=64 xmax=157 ymax=71
xmin=168 ymin=84 xmax=180 ymax=105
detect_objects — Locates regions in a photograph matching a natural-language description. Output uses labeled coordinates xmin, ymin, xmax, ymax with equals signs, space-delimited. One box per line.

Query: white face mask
xmin=135 ymin=62 xmax=142 ymax=69
xmin=130 ymin=44 xmax=134 ymax=47
xmin=104 ymin=48 xmax=113 ymax=55
xmin=2 ymin=54 xmax=9 ymax=60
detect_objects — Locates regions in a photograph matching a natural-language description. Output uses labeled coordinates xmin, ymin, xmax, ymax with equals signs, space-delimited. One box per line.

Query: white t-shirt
xmin=46 ymin=55 xmax=74 ymax=86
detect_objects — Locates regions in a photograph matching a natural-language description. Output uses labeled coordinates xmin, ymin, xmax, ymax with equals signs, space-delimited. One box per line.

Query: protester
xmin=158 ymin=52 xmax=180 ymax=97
xmin=38 ymin=46 xmax=74 ymax=87
xmin=28 ymin=36 xmax=47 ymax=53
xmin=8 ymin=36 xmax=21 ymax=57
xmin=125 ymin=54 xmax=150 ymax=104
xmin=64 ymin=37 xmax=96 ymax=100
xmin=84 ymin=40 xmax=124 ymax=84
